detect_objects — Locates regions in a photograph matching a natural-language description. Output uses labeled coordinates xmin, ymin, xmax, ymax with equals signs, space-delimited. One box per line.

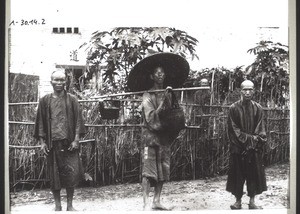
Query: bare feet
xmin=230 ymin=201 xmax=242 ymax=210
xmin=152 ymin=203 xmax=170 ymax=210
xmin=66 ymin=206 xmax=77 ymax=211
xmin=143 ymin=204 xmax=151 ymax=211
xmin=248 ymin=203 xmax=263 ymax=209
xmin=54 ymin=206 xmax=62 ymax=211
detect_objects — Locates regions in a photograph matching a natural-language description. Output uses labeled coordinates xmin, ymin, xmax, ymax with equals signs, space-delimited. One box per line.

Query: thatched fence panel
xmin=9 ymin=89 xmax=290 ymax=191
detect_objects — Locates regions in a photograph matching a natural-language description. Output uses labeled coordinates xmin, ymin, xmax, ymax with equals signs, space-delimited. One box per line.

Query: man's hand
xmin=250 ymin=135 xmax=267 ymax=150
xmin=258 ymin=135 xmax=267 ymax=143
xmin=245 ymin=135 xmax=259 ymax=151
xmin=166 ymin=86 xmax=173 ymax=92
xmin=256 ymin=136 xmax=267 ymax=150
xmin=163 ymin=86 xmax=173 ymax=97
xmin=40 ymin=139 xmax=49 ymax=156
xmin=68 ymin=140 xmax=79 ymax=151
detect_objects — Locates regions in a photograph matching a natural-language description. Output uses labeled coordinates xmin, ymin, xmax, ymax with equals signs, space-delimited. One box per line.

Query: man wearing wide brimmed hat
xmin=128 ymin=52 xmax=190 ymax=210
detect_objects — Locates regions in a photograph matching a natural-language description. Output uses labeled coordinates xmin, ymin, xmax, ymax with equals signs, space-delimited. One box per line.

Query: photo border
xmin=4 ymin=0 xmax=297 ymax=213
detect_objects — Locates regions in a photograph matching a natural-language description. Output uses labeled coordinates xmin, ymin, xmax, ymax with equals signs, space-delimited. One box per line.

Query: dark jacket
xmin=33 ymin=91 xmax=86 ymax=148
xmin=227 ymin=100 xmax=266 ymax=154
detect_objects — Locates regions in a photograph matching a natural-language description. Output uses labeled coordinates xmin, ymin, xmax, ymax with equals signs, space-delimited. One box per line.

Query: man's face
xmin=151 ymin=67 xmax=165 ymax=85
xmin=241 ymin=86 xmax=254 ymax=101
xmin=51 ymin=72 xmax=66 ymax=92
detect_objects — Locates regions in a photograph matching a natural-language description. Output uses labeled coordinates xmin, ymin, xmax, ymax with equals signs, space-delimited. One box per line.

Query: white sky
xmin=9 ymin=0 xmax=289 ymax=27
xmin=5 ymin=2 xmax=297 ymax=213
xmin=8 ymin=0 xmax=290 ymax=70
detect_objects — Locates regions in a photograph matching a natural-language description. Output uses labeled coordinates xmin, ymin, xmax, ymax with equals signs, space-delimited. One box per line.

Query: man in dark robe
xmin=226 ymin=80 xmax=267 ymax=210
xmin=34 ymin=70 xmax=85 ymax=211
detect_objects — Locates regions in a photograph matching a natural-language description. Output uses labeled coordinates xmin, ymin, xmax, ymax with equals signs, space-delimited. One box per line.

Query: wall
xmin=8 ymin=25 xmax=88 ymax=97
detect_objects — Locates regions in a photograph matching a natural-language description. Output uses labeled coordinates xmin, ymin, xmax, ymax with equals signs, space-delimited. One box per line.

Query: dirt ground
xmin=9 ymin=162 xmax=290 ymax=213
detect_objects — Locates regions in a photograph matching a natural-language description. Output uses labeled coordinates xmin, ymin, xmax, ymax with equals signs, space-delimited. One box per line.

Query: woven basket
xmin=98 ymin=100 xmax=120 ymax=120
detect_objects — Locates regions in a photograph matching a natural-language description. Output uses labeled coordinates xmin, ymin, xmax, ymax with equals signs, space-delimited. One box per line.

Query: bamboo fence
xmin=8 ymin=88 xmax=290 ymax=191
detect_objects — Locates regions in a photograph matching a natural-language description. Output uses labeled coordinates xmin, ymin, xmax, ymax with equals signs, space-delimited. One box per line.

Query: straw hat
xmin=127 ymin=52 xmax=190 ymax=92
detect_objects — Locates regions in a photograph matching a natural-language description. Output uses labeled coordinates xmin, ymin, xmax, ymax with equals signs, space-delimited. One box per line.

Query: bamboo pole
xmin=89 ymin=86 xmax=210 ymax=99
xmin=8 ymin=121 xmax=201 ymax=129
xmin=9 ymin=102 xmax=39 ymax=106
xmin=8 ymin=121 xmax=144 ymax=127
xmin=9 ymin=121 xmax=35 ymax=125
xmin=8 ymin=87 xmax=210 ymax=105
xmin=9 ymin=139 xmax=96 ymax=149
xmin=10 ymin=145 xmax=41 ymax=149
xmin=86 ymin=124 xmax=143 ymax=128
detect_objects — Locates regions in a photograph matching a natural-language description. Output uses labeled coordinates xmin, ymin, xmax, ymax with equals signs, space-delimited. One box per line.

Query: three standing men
xmin=33 ymin=69 xmax=268 ymax=210
xmin=34 ymin=70 xmax=86 ymax=211
xmin=226 ymin=80 xmax=267 ymax=209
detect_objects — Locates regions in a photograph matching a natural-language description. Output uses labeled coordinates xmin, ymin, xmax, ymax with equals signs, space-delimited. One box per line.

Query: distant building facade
xmin=9 ymin=25 xmax=88 ymax=98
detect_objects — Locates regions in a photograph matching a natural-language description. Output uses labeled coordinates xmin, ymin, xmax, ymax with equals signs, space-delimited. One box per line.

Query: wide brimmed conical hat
xmin=127 ymin=52 xmax=190 ymax=92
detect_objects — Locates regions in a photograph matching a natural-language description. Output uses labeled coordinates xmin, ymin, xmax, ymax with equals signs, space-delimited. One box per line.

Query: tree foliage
xmin=79 ymin=27 xmax=199 ymax=94
xmin=77 ymin=29 xmax=289 ymax=108
xmin=185 ymin=66 xmax=246 ymax=105
xmin=184 ymin=40 xmax=289 ymax=108
xmin=246 ymin=41 xmax=289 ymax=107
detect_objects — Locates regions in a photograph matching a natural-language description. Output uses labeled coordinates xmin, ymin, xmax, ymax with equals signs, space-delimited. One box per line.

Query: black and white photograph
xmin=5 ymin=0 xmax=296 ymax=213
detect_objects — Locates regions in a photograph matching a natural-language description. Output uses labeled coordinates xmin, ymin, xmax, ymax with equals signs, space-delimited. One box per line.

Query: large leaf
xmin=78 ymin=27 xmax=199 ymax=95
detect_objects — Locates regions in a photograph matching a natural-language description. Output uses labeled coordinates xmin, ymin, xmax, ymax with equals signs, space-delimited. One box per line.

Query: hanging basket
xmin=98 ymin=99 xmax=121 ymax=120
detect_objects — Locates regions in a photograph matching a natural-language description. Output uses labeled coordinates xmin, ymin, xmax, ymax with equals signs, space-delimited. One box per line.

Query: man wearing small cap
xmin=226 ymin=80 xmax=267 ymax=209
